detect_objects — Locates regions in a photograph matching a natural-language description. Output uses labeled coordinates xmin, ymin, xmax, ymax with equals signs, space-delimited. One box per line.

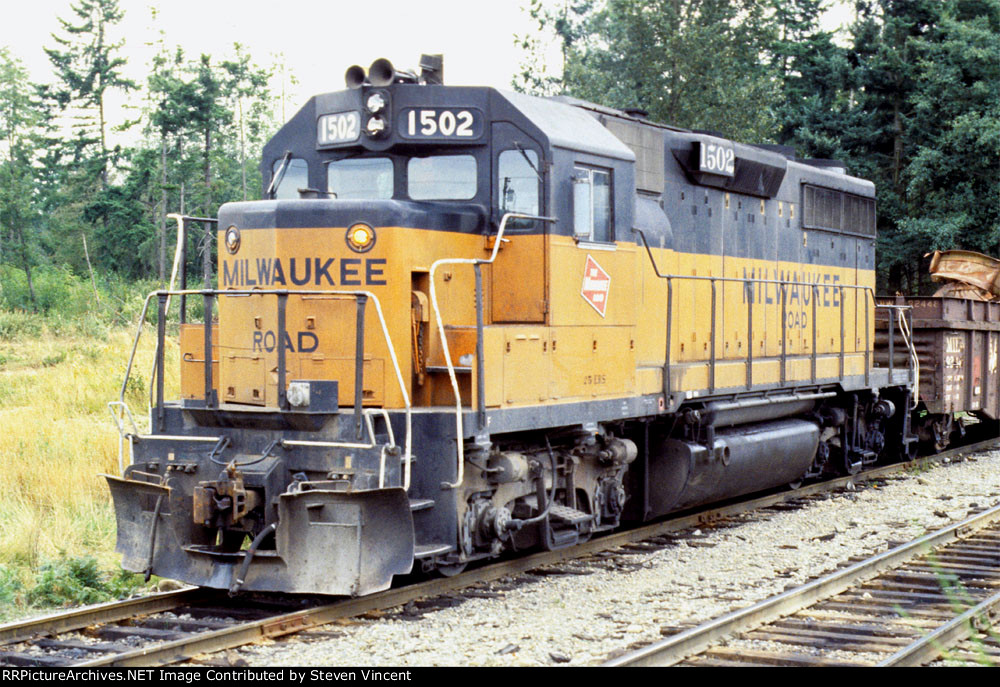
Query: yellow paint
xmin=176 ymin=221 xmax=876 ymax=414
xmin=179 ymin=323 xmax=218 ymax=400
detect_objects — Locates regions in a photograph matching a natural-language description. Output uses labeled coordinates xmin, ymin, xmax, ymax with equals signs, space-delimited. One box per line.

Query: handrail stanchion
xmin=156 ymin=293 xmax=167 ymax=432
xmin=865 ymin=292 xmax=871 ymax=387
xmin=746 ymin=280 xmax=753 ymax=390
xmin=164 ymin=214 xmax=186 ymax=321
xmin=888 ymin=306 xmax=896 ymax=383
xmin=709 ymin=279 xmax=717 ymax=392
xmin=665 ymin=277 xmax=672 ymax=402
xmin=179 ymin=230 xmax=187 ymax=324
xmin=781 ymin=283 xmax=787 ymax=384
xmin=277 ymin=291 xmax=288 ymax=411
xmin=203 ymin=291 xmax=215 ymax=408
xmin=811 ymin=284 xmax=818 ymax=384
xmin=354 ymin=295 xmax=368 ymax=439
xmin=908 ymin=309 xmax=915 ymax=385
xmin=474 ymin=264 xmax=486 ymax=430
xmin=839 ymin=285 xmax=845 ymax=380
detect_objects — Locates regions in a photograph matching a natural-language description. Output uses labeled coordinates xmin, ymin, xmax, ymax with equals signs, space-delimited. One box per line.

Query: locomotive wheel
xmin=916 ymin=414 xmax=953 ymax=453
xmin=436 ymin=562 xmax=467 ymax=577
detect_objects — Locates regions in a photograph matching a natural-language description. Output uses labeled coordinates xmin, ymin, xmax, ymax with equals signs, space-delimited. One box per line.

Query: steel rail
xmin=605 ymin=491 xmax=1000 ymax=667
xmin=81 ymin=439 xmax=1000 ymax=666
xmin=7 ymin=437 xmax=996 ymax=666
xmin=0 ymin=588 xmax=201 ymax=646
xmin=878 ymin=588 xmax=1000 ymax=667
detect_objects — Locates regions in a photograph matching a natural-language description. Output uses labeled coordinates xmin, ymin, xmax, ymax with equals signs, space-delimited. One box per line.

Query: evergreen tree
xmin=147 ymin=42 xmax=189 ymax=279
xmin=45 ymin=0 xmax=137 ymax=188
xmin=516 ymin=0 xmax=780 ymax=142
xmin=222 ymin=44 xmax=273 ymax=201
xmin=847 ymin=0 xmax=999 ymax=291
xmin=890 ymin=0 xmax=1000 ymax=283
xmin=514 ymin=0 xmax=595 ymax=96
xmin=0 ymin=49 xmax=46 ymax=309
xmin=769 ymin=0 xmax=853 ymax=159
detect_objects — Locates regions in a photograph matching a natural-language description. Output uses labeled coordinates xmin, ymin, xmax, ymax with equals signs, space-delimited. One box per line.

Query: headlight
xmin=225 ymin=226 xmax=241 ymax=254
xmin=365 ymin=115 xmax=387 ymax=137
xmin=346 ymin=223 xmax=376 ymax=252
xmin=366 ymin=92 xmax=387 ymax=114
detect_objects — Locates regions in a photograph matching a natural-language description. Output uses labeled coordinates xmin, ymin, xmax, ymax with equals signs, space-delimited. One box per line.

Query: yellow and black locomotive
xmin=106 ymin=56 xmax=917 ymax=596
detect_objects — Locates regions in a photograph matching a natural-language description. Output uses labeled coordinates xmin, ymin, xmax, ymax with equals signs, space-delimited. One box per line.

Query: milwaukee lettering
xmin=741 ymin=268 xmax=842 ymax=308
xmin=222 ymin=257 xmax=387 ymax=287
xmin=252 ymin=330 xmax=320 ymax=353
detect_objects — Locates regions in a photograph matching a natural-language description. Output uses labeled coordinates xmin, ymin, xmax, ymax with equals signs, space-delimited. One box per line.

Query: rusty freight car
xmin=876 ymin=296 xmax=1000 ymax=451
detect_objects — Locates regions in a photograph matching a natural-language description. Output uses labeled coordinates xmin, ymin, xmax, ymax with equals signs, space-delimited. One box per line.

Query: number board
xmin=317 ymin=111 xmax=361 ymax=147
xmin=696 ymin=140 xmax=735 ymax=177
xmin=399 ymin=108 xmax=484 ymax=141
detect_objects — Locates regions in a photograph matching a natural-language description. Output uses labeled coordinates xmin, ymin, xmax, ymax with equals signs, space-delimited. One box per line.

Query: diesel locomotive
xmin=106 ymin=55 xmax=920 ymax=596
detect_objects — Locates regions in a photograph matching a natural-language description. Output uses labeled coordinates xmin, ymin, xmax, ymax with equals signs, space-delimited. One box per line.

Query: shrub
xmin=0 ymin=565 xmax=24 ymax=606
xmin=0 ymin=311 xmax=42 ymax=341
xmin=24 ymin=556 xmax=143 ymax=607
xmin=27 ymin=556 xmax=110 ymax=606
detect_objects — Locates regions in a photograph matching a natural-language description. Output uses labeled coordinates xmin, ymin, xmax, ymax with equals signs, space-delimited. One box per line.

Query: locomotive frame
xmin=106 ymin=56 xmax=922 ymax=597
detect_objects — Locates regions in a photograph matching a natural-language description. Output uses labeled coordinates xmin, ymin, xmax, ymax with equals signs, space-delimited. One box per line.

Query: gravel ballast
xmin=235 ymin=451 xmax=1000 ymax=667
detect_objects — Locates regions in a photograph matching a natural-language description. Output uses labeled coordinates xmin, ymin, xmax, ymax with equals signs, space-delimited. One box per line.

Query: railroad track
xmin=3 ymin=437 xmax=997 ymax=667
xmin=607 ymin=499 xmax=1000 ymax=666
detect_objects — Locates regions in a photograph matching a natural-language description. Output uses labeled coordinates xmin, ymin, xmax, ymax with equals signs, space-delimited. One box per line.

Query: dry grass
xmin=0 ymin=321 xmax=179 ymax=579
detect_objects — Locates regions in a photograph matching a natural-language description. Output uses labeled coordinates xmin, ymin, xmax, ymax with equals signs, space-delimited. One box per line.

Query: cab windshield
xmin=326 ymin=154 xmax=479 ymax=201
xmin=327 ymin=157 xmax=394 ymax=199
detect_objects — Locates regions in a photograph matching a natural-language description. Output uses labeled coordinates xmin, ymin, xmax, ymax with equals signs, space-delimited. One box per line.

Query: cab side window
xmin=498 ymin=149 xmax=539 ymax=217
xmin=573 ymin=166 xmax=612 ymax=243
xmin=271 ymin=158 xmax=308 ymax=199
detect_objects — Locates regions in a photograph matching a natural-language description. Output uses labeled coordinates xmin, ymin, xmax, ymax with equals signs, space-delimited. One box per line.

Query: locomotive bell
xmin=345 ymin=64 xmax=366 ymax=89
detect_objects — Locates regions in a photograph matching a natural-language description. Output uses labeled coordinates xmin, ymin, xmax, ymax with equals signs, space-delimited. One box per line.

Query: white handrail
xmin=428 ymin=212 xmax=556 ymax=490
xmin=113 ymin=288 xmax=413 ymax=490
xmin=164 ymin=213 xmax=187 ymax=315
xmin=897 ymin=310 xmax=920 ymax=407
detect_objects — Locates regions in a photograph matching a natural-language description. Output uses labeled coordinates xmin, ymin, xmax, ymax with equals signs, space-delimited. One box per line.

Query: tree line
xmin=1 ymin=0 xmax=997 ymax=308
xmin=516 ymin=0 xmax=1000 ymax=293
xmin=0 ymin=0 xmax=286 ymax=312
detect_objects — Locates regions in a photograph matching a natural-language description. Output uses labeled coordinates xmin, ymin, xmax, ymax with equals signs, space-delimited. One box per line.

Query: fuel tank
xmin=648 ymin=419 xmax=820 ymax=516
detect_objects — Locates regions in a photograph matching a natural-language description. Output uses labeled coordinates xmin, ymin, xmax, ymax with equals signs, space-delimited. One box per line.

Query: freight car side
xmin=876 ymin=296 xmax=1000 ymax=450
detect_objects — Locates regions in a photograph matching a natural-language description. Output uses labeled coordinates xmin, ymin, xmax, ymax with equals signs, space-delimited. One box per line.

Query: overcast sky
xmin=4 ymin=0 xmax=856 ymax=144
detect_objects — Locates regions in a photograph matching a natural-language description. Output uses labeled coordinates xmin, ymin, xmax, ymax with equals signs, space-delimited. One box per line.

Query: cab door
xmin=490 ymin=123 xmax=547 ymax=323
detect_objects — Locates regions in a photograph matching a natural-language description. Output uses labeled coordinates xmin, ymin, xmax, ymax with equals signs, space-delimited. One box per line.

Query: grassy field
xmin=0 ymin=309 xmax=179 ymax=618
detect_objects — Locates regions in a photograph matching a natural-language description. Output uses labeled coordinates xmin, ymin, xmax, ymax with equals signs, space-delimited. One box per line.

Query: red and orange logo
xmin=581 ymin=255 xmax=610 ymax=317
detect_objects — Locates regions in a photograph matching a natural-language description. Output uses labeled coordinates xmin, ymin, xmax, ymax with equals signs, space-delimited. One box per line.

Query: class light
xmin=366 ymin=92 xmax=386 ymax=114
xmin=225 ymin=226 xmax=241 ymax=254
xmin=365 ymin=115 xmax=387 ymax=137
xmin=346 ymin=223 xmax=375 ymax=252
